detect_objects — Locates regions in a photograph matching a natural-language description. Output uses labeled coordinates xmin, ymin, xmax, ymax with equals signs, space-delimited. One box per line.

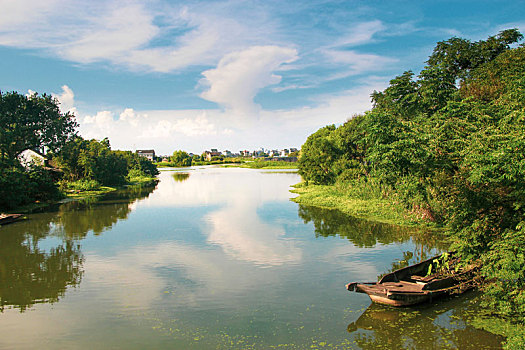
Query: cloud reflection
xmin=143 ymin=168 xmax=303 ymax=266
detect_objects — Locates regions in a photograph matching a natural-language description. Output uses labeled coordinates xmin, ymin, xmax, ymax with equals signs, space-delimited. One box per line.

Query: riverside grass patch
xmin=290 ymin=182 xmax=422 ymax=227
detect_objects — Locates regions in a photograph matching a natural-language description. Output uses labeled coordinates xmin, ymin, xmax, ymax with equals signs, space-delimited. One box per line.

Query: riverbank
xmin=225 ymin=162 xmax=297 ymax=170
xmin=65 ymin=176 xmax=158 ymax=198
xmin=292 ymin=181 xmax=525 ymax=348
xmin=156 ymin=159 xmax=297 ymax=169
xmin=5 ymin=176 xmax=158 ymax=214
xmin=291 ymin=181 xmax=435 ymax=227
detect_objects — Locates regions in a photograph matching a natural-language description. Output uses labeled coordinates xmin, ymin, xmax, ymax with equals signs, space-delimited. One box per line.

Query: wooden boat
xmin=0 ymin=213 xmax=23 ymax=226
xmin=346 ymin=253 xmax=477 ymax=307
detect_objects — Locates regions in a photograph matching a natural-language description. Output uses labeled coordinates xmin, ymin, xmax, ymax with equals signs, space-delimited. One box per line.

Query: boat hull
xmin=0 ymin=214 xmax=23 ymax=226
xmin=346 ymin=253 xmax=477 ymax=307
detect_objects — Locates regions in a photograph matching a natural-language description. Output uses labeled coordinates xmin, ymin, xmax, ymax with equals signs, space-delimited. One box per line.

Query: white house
xmin=136 ymin=149 xmax=156 ymax=161
xmin=18 ymin=149 xmax=45 ymax=168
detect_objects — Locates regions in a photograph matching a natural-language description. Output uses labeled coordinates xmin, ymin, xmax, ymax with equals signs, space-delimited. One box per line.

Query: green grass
xmin=291 ymin=181 xmax=436 ymax=227
xmin=226 ymin=160 xmax=298 ymax=169
xmin=62 ymin=175 xmax=158 ymax=199
xmin=127 ymin=174 xmax=158 ymax=187
xmin=65 ymin=186 xmax=117 ymax=198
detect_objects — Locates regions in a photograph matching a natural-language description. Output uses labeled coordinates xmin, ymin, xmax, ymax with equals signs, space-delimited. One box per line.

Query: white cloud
xmin=53 ymin=85 xmax=76 ymax=114
xmin=119 ymin=108 xmax=144 ymax=127
xmin=171 ymin=113 xmax=219 ymax=136
xmin=82 ymin=111 xmax=115 ymax=137
xmin=58 ymin=3 xmax=159 ymax=65
xmin=78 ymin=106 xmax=229 ymax=152
xmin=332 ymin=20 xmax=386 ymax=47
xmin=322 ymin=49 xmax=397 ymax=79
xmin=73 ymin=77 xmax=387 ymax=154
xmin=200 ymin=46 xmax=298 ymax=118
xmin=0 ymin=0 xmax=282 ymax=72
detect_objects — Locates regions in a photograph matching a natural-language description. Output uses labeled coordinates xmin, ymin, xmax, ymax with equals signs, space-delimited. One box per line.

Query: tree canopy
xmin=0 ymin=91 xmax=78 ymax=161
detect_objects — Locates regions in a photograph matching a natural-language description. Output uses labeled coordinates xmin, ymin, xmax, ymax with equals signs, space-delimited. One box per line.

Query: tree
xmin=53 ymin=138 xmax=128 ymax=186
xmin=0 ymin=91 xmax=78 ymax=161
xmin=371 ymin=71 xmax=419 ymax=117
xmin=171 ymin=150 xmax=192 ymax=167
xmin=426 ymin=29 xmax=523 ymax=82
xmin=298 ymin=125 xmax=341 ymax=184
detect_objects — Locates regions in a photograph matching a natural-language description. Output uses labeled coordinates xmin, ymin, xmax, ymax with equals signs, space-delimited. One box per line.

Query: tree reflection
xmin=0 ymin=231 xmax=83 ymax=312
xmin=172 ymin=172 xmax=190 ymax=182
xmin=347 ymin=296 xmax=503 ymax=349
xmin=51 ymin=185 xmax=156 ymax=239
xmin=298 ymin=205 xmax=448 ymax=262
xmin=0 ymin=185 xmax=155 ymax=312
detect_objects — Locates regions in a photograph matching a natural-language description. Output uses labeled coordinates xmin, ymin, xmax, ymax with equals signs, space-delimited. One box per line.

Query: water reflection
xmin=347 ymin=295 xmax=503 ymax=349
xmin=298 ymin=205 xmax=448 ymax=265
xmin=0 ymin=169 xmax=503 ymax=349
xmin=0 ymin=232 xmax=83 ymax=312
xmin=51 ymin=185 xmax=156 ymax=239
xmin=0 ymin=185 xmax=156 ymax=312
xmin=144 ymin=168 xmax=302 ymax=266
xmin=172 ymin=172 xmax=190 ymax=182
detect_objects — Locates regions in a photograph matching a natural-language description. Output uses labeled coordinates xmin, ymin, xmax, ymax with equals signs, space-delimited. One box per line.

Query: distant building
xmin=279 ymin=149 xmax=290 ymax=157
xmin=136 ymin=149 xmax=155 ymax=161
xmin=269 ymin=150 xmax=280 ymax=157
xmin=204 ymin=149 xmax=222 ymax=161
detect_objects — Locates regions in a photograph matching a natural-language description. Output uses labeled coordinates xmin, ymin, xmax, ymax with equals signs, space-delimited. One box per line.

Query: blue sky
xmin=1 ymin=0 xmax=524 ymax=155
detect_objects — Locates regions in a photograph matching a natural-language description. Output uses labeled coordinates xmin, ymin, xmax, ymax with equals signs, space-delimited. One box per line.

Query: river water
xmin=0 ymin=167 xmax=503 ymax=349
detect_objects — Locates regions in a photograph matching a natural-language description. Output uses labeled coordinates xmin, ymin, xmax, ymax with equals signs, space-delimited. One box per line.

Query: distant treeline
xmin=298 ymin=29 xmax=525 ymax=348
xmin=156 ymin=150 xmax=297 ymax=168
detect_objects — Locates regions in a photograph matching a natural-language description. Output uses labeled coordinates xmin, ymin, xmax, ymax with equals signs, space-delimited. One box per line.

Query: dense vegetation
xmin=0 ymin=91 xmax=158 ymax=211
xmin=298 ymin=29 xmax=525 ymax=347
xmin=0 ymin=91 xmax=77 ymax=209
xmin=53 ymin=137 xmax=159 ymax=191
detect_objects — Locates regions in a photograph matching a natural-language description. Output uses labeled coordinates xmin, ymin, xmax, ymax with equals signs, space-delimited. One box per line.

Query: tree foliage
xmin=53 ymin=137 xmax=158 ymax=186
xmin=298 ymin=29 xmax=525 ymax=342
xmin=170 ymin=150 xmax=192 ymax=167
xmin=0 ymin=91 xmax=77 ymax=161
xmin=0 ymin=90 xmax=158 ymax=211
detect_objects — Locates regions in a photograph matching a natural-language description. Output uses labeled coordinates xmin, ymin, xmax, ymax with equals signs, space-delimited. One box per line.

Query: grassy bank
xmin=226 ymin=160 xmax=298 ymax=170
xmin=156 ymin=159 xmax=297 ymax=169
xmin=62 ymin=176 xmax=158 ymax=199
xmin=291 ymin=181 xmax=436 ymax=228
xmin=155 ymin=160 xmax=243 ymax=167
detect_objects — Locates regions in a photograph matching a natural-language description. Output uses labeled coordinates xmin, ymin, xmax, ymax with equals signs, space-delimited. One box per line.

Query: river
xmin=0 ymin=167 xmax=503 ymax=349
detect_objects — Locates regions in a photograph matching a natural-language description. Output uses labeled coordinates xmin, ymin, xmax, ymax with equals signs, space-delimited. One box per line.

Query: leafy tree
xmin=114 ymin=150 xmax=159 ymax=177
xmin=426 ymin=28 xmax=523 ymax=82
xmin=298 ymin=125 xmax=340 ymax=184
xmin=54 ymin=138 xmax=128 ymax=186
xmin=371 ymin=71 xmax=419 ymax=117
xmin=0 ymin=91 xmax=77 ymax=161
xmin=0 ymin=158 xmax=61 ymax=210
xmin=55 ymin=138 xmax=159 ymax=185
xmin=171 ymin=150 xmax=192 ymax=167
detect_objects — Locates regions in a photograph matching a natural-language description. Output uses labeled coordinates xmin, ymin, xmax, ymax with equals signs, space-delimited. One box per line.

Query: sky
xmin=1 ymin=0 xmax=524 ymax=155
